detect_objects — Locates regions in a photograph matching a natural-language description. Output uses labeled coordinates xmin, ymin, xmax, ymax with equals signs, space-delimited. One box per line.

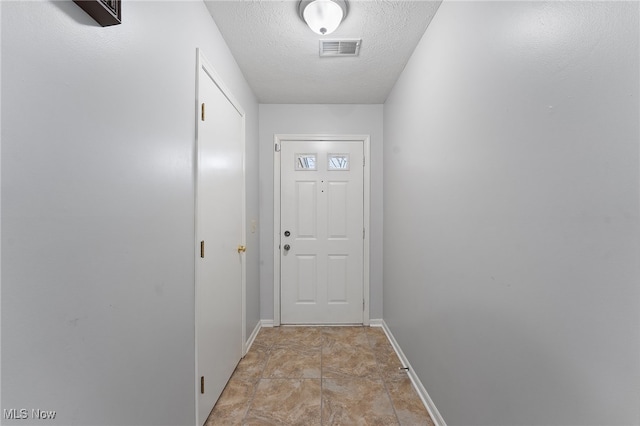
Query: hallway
xmin=205 ymin=326 xmax=433 ymax=425
xmin=3 ymin=1 xmax=639 ymax=425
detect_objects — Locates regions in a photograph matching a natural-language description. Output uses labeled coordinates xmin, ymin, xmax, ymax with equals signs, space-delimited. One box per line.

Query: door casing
xmin=273 ymin=134 xmax=370 ymax=326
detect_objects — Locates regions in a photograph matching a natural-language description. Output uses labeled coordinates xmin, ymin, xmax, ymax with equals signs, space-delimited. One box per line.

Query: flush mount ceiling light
xmin=298 ymin=0 xmax=348 ymax=35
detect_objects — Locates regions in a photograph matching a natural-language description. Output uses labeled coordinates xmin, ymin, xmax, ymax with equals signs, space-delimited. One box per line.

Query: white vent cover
xmin=319 ymin=39 xmax=361 ymax=57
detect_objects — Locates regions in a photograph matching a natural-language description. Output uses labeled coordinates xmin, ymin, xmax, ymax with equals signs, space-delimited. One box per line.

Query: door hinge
xmin=200 ymin=241 xmax=205 ymax=258
xmin=275 ymin=143 xmax=281 ymax=152
xmin=201 ymin=103 xmax=205 ymax=121
xmin=363 ymin=299 xmax=365 ymax=311
xmin=363 ymin=156 xmax=366 ymax=167
xmin=363 ymin=228 xmax=365 ymax=239
xmin=200 ymin=376 xmax=205 ymax=394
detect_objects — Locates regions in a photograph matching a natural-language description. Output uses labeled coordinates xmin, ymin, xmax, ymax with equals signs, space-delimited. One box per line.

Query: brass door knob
xmin=237 ymin=245 xmax=247 ymax=253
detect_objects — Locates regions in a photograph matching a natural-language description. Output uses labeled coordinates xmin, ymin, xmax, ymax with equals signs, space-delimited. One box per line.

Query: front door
xmin=195 ymin=52 xmax=244 ymax=425
xmin=280 ymin=140 xmax=364 ymax=324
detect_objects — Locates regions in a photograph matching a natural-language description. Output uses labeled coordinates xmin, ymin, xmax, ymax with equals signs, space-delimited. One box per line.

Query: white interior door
xmin=195 ymin=53 xmax=244 ymax=425
xmin=280 ymin=140 xmax=364 ymax=324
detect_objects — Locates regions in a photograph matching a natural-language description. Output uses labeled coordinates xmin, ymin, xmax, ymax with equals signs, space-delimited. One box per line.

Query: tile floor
xmin=205 ymin=326 xmax=434 ymax=425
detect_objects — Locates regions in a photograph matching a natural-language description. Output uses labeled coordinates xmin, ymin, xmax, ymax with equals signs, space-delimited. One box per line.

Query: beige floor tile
xmin=263 ymin=345 xmax=321 ymax=378
xmin=252 ymin=327 xmax=281 ymax=349
xmin=366 ymin=327 xmax=390 ymax=350
xmin=206 ymin=326 xmax=434 ymax=426
xmin=386 ymin=377 xmax=435 ymax=426
xmin=244 ymin=379 xmax=321 ymax=425
xmin=278 ymin=326 xmax=324 ymax=348
xmin=323 ymin=341 xmax=379 ymax=379
xmin=234 ymin=344 xmax=269 ymax=379
xmin=205 ymin=377 xmax=257 ymax=426
xmin=374 ymin=347 xmax=407 ymax=381
xmin=323 ymin=326 xmax=370 ymax=347
xmin=322 ymin=377 xmax=399 ymax=425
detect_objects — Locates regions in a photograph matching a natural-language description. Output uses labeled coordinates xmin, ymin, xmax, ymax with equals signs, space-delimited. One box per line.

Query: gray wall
xmin=1 ymin=1 xmax=259 ymax=425
xmin=383 ymin=2 xmax=640 ymax=425
xmin=259 ymin=104 xmax=383 ymax=320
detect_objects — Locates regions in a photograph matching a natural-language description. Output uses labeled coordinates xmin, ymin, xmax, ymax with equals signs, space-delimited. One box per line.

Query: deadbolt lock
xmin=237 ymin=245 xmax=246 ymax=253
xmin=284 ymin=230 xmax=291 ymax=237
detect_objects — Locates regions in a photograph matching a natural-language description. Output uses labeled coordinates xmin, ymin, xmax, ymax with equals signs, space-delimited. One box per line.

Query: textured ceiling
xmin=204 ymin=0 xmax=442 ymax=104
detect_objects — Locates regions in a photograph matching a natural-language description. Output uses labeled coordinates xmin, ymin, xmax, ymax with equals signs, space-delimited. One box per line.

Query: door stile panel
xmin=327 ymin=255 xmax=349 ymax=303
xmin=295 ymin=181 xmax=318 ymax=239
xmin=327 ymin=181 xmax=349 ymax=239
xmin=296 ymin=255 xmax=318 ymax=303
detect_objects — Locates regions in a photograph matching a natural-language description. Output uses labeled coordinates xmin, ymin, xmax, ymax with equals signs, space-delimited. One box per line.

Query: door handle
xmin=237 ymin=245 xmax=246 ymax=253
xmin=283 ymin=244 xmax=290 ymax=251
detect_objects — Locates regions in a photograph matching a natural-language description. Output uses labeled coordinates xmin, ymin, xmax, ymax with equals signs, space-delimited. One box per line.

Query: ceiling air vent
xmin=319 ymin=39 xmax=361 ymax=57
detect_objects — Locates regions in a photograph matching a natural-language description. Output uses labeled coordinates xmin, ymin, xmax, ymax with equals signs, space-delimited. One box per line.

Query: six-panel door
xmin=280 ymin=140 xmax=364 ymax=324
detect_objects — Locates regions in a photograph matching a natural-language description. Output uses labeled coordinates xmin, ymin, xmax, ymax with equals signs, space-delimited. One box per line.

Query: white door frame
xmin=273 ymin=134 xmax=370 ymax=326
xmin=194 ymin=48 xmax=246 ymax=426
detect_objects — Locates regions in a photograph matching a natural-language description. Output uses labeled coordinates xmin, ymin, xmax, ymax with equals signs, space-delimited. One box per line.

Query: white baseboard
xmin=369 ymin=318 xmax=384 ymax=327
xmin=244 ymin=320 xmax=274 ymax=355
xmin=244 ymin=321 xmax=261 ymax=355
xmin=378 ymin=320 xmax=447 ymax=426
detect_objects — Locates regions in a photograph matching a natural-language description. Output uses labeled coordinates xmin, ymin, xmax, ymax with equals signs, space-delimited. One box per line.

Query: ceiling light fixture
xmin=298 ymin=0 xmax=348 ymax=35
